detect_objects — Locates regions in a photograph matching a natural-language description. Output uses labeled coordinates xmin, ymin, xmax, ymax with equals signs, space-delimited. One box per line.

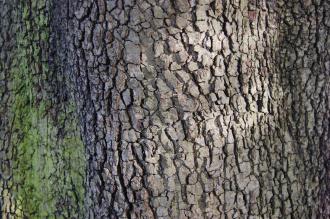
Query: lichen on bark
xmin=1 ymin=0 xmax=329 ymax=218
xmin=1 ymin=0 xmax=85 ymax=217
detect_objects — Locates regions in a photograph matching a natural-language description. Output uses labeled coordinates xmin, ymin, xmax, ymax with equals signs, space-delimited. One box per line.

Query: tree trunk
xmin=71 ymin=0 xmax=329 ymax=218
xmin=1 ymin=0 xmax=329 ymax=218
xmin=0 ymin=0 xmax=85 ymax=217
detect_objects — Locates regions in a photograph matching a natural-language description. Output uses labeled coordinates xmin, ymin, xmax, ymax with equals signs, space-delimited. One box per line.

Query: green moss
xmin=9 ymin=0 xmax=85 ymax=218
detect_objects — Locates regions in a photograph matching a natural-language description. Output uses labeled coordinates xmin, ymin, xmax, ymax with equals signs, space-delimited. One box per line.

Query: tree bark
xmin=71 ymin=0 xmax=329 ymax=218
xmin=0 ymin=0 xmax=85 ymax=217
xmin=1 ymin=0 xmax=329 ymax=218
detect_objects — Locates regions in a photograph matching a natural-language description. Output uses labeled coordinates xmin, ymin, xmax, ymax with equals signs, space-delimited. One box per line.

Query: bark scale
xmin=0 ymin=0 xmax=329 ymax=218
xmin=70 ymin=0 xmax=329 ymax=218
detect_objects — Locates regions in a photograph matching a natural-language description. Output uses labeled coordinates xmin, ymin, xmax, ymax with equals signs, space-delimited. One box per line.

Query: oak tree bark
xmin=1 ymin=0 xmax=329 ymax=218
xmin=71 ymin=0 xmax=329 ymax=218
xmin=0 ymin=0 xmax=85 ymax=217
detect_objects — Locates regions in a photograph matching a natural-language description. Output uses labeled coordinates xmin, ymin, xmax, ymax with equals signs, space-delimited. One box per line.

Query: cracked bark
xmin=1 ymin=0 xmax=329 ymax=218
xmin=0 ymin=0 xmax=85 ymax=217
xmin=71 ymin=0 xmax=329 ymax=218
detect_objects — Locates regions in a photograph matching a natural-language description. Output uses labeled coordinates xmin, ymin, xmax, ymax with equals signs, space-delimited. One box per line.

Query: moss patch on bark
xmin=8 ymin=0 xmax=85 ymax=217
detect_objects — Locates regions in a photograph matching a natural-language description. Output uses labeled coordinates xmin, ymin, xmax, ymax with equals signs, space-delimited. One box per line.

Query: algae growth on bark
xmin=1 ymin=0 xmax=329 ymax=218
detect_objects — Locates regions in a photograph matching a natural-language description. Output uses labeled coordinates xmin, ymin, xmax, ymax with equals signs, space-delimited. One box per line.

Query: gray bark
xmin=71 ymin=0 xmax=329 ymax=218
xmin=1 ymin=0 xmax=329 ymax=218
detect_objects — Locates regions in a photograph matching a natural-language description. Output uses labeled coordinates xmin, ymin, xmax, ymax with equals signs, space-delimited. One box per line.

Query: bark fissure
xmin=1 ymin=0 xmax=329 ymax=218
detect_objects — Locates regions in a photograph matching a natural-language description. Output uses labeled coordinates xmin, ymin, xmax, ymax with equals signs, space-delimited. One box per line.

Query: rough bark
xmin=1 ymin=0 xmax=329 ymax=218
xmin=0 ymin=0 xmax=85 ymax=217
xmin=70 ymin=0 xmax=329 ymax=218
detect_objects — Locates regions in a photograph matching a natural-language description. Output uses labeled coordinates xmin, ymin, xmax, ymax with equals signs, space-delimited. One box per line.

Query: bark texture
xmin=0 ymin=0 xmax=85 ymax=217
xmin=0 ymin=0 xmax=329 ymax=218
xmin=70 ymin=0 xmax=329 ymax=218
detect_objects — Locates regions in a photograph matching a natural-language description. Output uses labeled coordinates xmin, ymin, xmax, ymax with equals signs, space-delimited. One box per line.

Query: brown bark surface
xmin=1 ymin=0 xmax=329 ymax=218
xmin=71 ymin=0 xmax=329 ymax=218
